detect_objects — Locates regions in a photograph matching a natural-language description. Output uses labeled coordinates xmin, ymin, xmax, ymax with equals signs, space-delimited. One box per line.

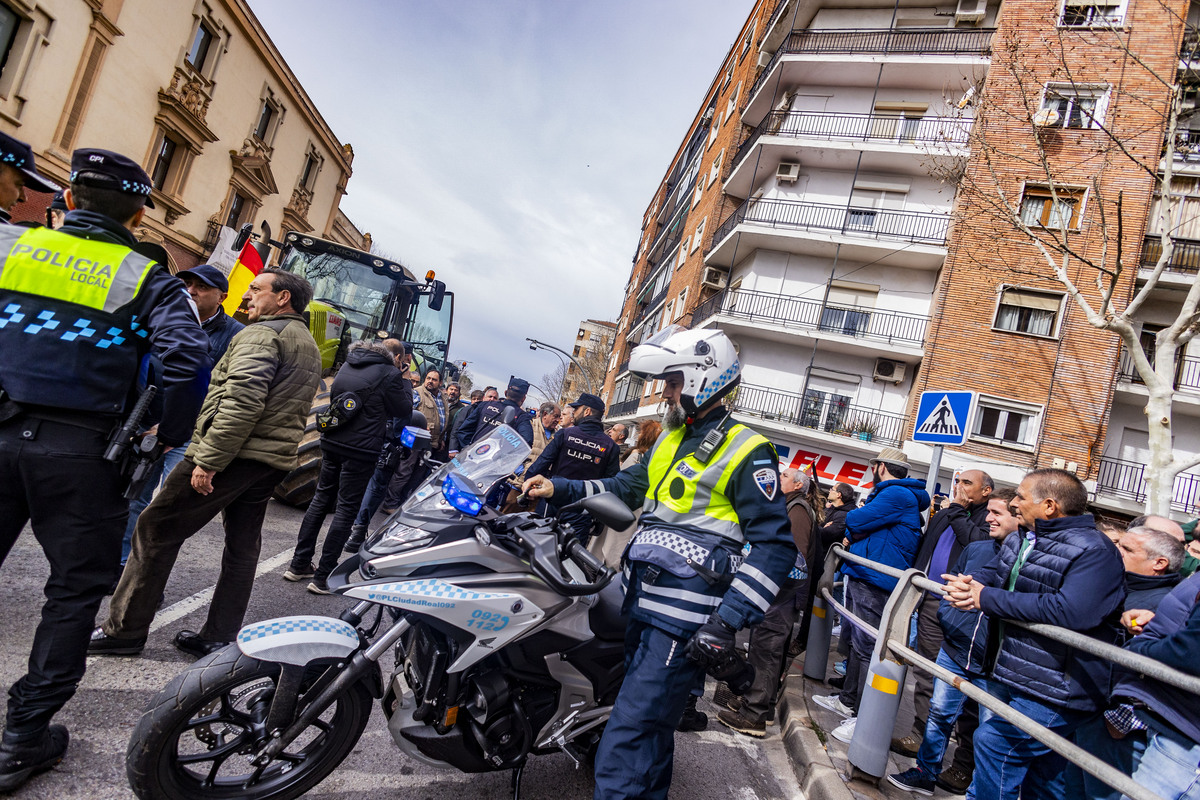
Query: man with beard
xmin=522 ymin=326 xmax=794 ymax=800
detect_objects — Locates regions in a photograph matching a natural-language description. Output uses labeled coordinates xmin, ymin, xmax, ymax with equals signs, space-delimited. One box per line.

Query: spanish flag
xmin=221 ymin=238 xmax=266 ymax=316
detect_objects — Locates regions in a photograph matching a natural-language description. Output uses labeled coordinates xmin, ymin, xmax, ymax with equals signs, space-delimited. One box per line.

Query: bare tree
xmin=531 ymin=362 xmax=569 ymax=405
xmin=942 ymin=9 xmax=1200 ymax=514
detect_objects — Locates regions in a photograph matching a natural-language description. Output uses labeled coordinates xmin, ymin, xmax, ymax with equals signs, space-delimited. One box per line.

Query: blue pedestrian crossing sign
xmin=912 ymin=391 xmax=975 ymax=446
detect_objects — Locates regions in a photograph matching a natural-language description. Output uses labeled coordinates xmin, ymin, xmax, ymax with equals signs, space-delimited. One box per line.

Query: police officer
xmin=526 ymin=392 xmax=619 ymax=541
xmin=522 ymin=326 xmax=795 ymax=800
xmin=450 ymin=376 xmax=534 ymax=453
xmin=0 ymin=132 xmax=59 ymax=224
xmin=0 ymin=148 xmax=208 ymax=791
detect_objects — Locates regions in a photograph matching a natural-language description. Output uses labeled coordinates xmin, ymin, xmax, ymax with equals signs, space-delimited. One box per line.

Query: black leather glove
xmin=685 ymin=613 xmax=737 ymax=669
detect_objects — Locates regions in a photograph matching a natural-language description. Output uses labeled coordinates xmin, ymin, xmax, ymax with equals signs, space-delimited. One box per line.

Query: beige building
xmin=562 ymin=318 xmax=615 ymax=404
xmin=3 ymin=0 xmax=364 ymax=270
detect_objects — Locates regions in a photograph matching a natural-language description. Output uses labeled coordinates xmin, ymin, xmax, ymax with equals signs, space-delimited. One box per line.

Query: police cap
xmin=70 ymin=148 xmax=156 ymax=208
xmin=568 ymin=392 xmax=605 ymax=414
xmin=49 ymin=191 xmax=67 ymax=211
xmin=0 ymin=130 xmax=60 ymax=194
xmin=507 ymin=377 xmax=530 ymax=396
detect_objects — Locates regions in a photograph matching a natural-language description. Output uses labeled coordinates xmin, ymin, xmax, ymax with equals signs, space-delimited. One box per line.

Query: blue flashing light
xmin=443 ymin=472 xmax=484 ymax=516
xmin=401 ymin=427 xmax=416 ymax=447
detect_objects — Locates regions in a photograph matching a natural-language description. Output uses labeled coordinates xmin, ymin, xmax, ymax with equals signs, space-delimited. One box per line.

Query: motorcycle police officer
xmin=450 ymin=376 xmax=535 ymax=453
xmin=526 ymin=392 xmax=619 ymax=541
xmin=522 ymin=325 xmax=795 ymax=800
xmin=0 ymin=148 xmax=208 ymax=791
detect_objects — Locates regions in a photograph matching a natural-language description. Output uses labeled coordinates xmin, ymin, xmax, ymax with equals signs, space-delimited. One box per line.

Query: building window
xmin=691 ymin=217 xmax=707 ymax=253
xmin=740 ymin=23 xmax=755 ymax=59
xmin=0 ymin=5 xmax=19 ymax=78
xmin=676 ymin=287 xmax=689 ymax=316
xmin=709 ymin=150 xmax=724 ymax=187
xmin=251 ymin=88 xmax=284 ymax=147
xmin=993 ymin=286 xmax=1063 ymax=337
xmin=725 ymin=82 xmax=741 ymax=125
xmin=820 ymin=281 xmax=878 ymax=336
xmin=254 ymin=101 xmax=274 ymax=140
xmin=1060 ymin=0 xmax=1124 ymax=27
xmin=298 ymin=148 xmax=322 ymax=192
xmin=186 ymin=20 xmax=215 ymax=71
xmin=225 ymin=191 xmax=248 ymax=229
xmin=150 ymin=135 xmax=179 ymax=191
xmin=1019 ymin=185 xmax=1083 ymax=229
xmin=847 ymin=185 xmax=908 ymax=230
xmin=1041 ymin=84 xmax=1107 ymax=129
xmin=972 ymin=397 xmax=1041 ymax=448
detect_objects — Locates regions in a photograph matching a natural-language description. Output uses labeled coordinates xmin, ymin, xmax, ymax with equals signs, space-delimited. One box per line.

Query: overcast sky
xmin=247 ymin=0 xmax=752 ymax=399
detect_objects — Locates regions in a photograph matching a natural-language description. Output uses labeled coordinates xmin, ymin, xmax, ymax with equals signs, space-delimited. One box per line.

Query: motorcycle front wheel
xmin=125 ymin=646 xmax=372 ymax=800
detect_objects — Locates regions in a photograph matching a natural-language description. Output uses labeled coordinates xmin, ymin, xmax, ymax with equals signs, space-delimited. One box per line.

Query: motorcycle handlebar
xmin=564 ymin=538 xmax=608 ymax=581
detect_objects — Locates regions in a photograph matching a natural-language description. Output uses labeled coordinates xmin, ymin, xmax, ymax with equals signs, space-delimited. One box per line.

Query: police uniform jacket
xmin=453 ymin=398 xmax=534 ymax=449
xmin=0 ymin=209 xmax=208 ymax=445
xmin=527 ymin=415 xmax=619 ymax=482
xmin=549 ymin=411 xmax=795 ymax=638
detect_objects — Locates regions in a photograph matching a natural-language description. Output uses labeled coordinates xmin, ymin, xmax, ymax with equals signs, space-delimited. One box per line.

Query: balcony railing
xmin=751 ymin=27 xmax=995 ymax=101
xmin=1140 ymin=235 xmax=1200 ymax=275
xmin=1096 ymin=457 xmax=1200 ymax=515
xmin=732 ymin=381 xmax=908 ymax=447
xmin=733 ymin=111 xmax=972 ymax=169
xmin=709 ymin=197 xmax=950 ymax=253
xmin=607 ymin=398 xmax=642 ymax=418
xmin=1118 ymin=348 xmax=1200 ymax=393
xmin=1173 ymin=128 xmax=1200 ymax=162
xmin=695 ymin=286 xmax=928 ymax=346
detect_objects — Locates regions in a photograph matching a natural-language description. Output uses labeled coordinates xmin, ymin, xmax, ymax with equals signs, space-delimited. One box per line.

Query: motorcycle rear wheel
xmin=126 ymin=647 xmax=371 ymax=800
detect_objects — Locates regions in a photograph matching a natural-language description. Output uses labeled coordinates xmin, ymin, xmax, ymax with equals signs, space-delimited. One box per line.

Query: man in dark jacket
xmin=813 ymin=447 xmax=929 ymax=743
xmin=286 ymin=341 xmax=411 ymax=594
xmin=451 ymin=377 xmax=534 ymax=452
xmin=1119 ymin=525 xmax=1184 ymax=616
xmin=893 ymin=469 xmax=993 ymax=765
xmin=944 ymin=468 xmax=1125 ymax=800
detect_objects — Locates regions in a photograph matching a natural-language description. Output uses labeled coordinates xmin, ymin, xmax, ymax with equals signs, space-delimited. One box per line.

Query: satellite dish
xmin=1032 ymin=108 xmax=1061 ymax=128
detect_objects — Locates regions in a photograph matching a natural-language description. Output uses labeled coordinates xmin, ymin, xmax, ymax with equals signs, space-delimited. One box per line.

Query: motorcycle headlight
xmin=364 ymin=521 xmax=433 ymax=556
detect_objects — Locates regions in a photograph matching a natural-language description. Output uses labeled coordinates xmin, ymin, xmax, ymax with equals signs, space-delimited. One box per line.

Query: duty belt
xmin=631 ymin=526 xmax=741 ymax=587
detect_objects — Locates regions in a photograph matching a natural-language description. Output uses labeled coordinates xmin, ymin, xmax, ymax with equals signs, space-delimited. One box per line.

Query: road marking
xmin=148 ymin=548 xmax=293 ymax=633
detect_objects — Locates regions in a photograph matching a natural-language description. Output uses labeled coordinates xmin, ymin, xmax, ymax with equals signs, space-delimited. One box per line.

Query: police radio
xmin=693 ymin=411 xmax=733 ymax=465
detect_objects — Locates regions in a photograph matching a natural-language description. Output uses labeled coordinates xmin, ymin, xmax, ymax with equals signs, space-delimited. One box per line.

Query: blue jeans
xmin=1070 ymin=713 xmax=1146 ymax=800
xmin=916 ymin=649 xmax=989 ymax=777
xmin=1125 ymin=716 xmax=1200 ymax=800
xmin=353 ymin=462 xmax=396 ymax=530
xmin=967 ymin=683 xmax=1087 ymax=800
xmin=120 ymin=441 xmax=189 ymax=565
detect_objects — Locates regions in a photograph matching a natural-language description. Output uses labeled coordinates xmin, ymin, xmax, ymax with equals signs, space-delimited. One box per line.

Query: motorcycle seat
xmin=589 ymin=578 xmax=628 ymax=641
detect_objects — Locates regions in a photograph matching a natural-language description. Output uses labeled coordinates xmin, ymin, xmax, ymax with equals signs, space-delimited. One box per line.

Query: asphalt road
xmin=0 ymin=500 xmax=803 ymax=800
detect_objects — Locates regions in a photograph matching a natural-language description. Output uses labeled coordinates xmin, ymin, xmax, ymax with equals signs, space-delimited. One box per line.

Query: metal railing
xmin=731 ymin=381 xmax=907 ymax=447
xmin=708 ymin=197 xmax=950 ymax=253
xmin=606 ymin=398 xmax=642 ymax=418
xmin=1117 ymin=348 xmax=1200 ymax=393
xmin=1095 ymin=456 xmax=1200 ymax=515
xmin=1141 ymin=235 xmax=1200 ymax=274
xmin=733 ymin=110 xmax=972 ymax=169
xmin=694 ymin=285 xmax=929 ymax=346
xmin=804 ymin=544 xmax=1198 ymax=800
xmin=751 ymin=27 xmax=995 ymax=101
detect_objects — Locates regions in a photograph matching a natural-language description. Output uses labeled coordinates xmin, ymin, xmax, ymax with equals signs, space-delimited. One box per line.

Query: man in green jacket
xmin=91 ymin=268 xmax=322 ymax=658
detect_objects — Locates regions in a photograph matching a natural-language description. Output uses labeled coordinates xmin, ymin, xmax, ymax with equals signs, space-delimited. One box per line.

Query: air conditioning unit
xmin=757 ymin=51 xmax=773 ymax=69
xmin=701 ymin=266 xmax=729 ymax=289
xmin=873 ymin=358 xmax=907 ymax=384
xmin=954 ymin=0 xmax=988 ymax=24
xmin=776 ymin=162 xmax=801 ymax=184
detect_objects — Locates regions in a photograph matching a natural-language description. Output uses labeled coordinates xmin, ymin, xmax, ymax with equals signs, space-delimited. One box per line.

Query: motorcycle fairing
xmin=236 ymin=615 xmax=360 ymax=665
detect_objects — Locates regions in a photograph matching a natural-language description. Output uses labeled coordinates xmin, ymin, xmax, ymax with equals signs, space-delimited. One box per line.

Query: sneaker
xmin=283 ymin=565 xmax=314 ymax=582
xmin=307 ymin=579 xmax=332 ymax=595
xmin=713 ymin=682 xmax=743 ymax=713
xmin=891 ymin=734 xmax=922 ymax=758
xmin=676 ymin=696 xmax=708 ymax=732
xmin=0 ymin=725 xmax=69 ymax=792
xmin=833 ymin=659 xmax=847 ymax=676
xmin=936 ymin=765 xmax=972 ymax=795
xmin=812 ymin=694 xmax=854 ymax=718
xmin=717 ymin=708 xmax=766 ymax=738
xmin=887 ymin=767 xmax=936 ymax=796
xmin=831 ymin=717 xmax=857 ymax=744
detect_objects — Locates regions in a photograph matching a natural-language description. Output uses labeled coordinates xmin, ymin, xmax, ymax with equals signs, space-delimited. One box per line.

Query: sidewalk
xmin=775 ymin=644 xmax=969 ymax=800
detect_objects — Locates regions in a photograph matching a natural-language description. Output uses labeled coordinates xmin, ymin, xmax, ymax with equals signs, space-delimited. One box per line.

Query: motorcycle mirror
xmin=565 ymin=492 xmax=636 ymax=530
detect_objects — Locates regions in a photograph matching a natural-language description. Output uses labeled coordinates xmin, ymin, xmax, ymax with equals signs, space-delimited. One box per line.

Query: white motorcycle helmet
xmin=629 ymin=324 xmax=741 ymax=416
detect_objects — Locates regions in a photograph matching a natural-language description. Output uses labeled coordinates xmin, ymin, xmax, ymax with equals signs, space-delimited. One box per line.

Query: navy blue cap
xmin=49 ymin=191 xmax=67 ymax=211
xmin=180 ymin=264 xmax=229 ymax=293
xmin=568 ymin=392 xmax=605 ymax=414
xmin=69 ymin=148 xmax=155 ymax=208
xmin=0 ymin=130 xmax=59 ymax=194
xmin=508 ymin=377 xmax=530 ymax=396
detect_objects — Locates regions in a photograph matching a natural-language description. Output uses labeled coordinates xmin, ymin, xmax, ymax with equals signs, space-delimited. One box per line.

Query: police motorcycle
xmin=125 ymin=421 xmax=635 ymax=800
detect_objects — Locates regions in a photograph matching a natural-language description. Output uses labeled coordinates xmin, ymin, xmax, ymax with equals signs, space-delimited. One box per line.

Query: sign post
xmin=911 ymin=391 xmax=976 ymax=516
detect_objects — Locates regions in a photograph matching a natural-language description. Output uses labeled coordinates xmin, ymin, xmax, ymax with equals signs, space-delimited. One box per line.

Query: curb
xmin=779 ymin=686 xmax=855 ymax=800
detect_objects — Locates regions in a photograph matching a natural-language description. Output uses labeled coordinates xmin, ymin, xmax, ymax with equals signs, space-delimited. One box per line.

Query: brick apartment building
xmin=0 ymin=0 xmax=367 ymax=271
xmin=602 ymin=0 xmax=1200 ymax=518
xmin=563 ymin=318 xmax=616 ymax=403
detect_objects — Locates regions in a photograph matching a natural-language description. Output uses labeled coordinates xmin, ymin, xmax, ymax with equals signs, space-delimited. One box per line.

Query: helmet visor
xmin=641 ymin=323 xmax=689 ymax=350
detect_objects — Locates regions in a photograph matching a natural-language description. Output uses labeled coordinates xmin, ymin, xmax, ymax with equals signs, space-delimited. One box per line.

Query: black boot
xmin=343 ymin=525 xmax=367 ymax=553
xmin=0 ymin=725 xmax=69 ymax=792
xmin=677 ymin=695 xmax=708 ymax=732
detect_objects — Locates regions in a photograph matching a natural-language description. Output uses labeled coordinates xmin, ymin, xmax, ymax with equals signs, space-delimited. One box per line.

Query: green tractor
xmin=262 ymin=230 xmax=454 ymax=505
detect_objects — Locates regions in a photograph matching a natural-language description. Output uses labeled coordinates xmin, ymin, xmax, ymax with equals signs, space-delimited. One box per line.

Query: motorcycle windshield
xmin=403 ymin=424 xmax=531 ymax=518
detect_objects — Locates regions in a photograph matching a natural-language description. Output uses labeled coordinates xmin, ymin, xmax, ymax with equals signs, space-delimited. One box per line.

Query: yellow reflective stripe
xmin=705 ymin=426 xmax=769 ymax=524
xmin=0 ymin=227 xmax=153 ymax=312
xmin=813 ymin=605 xmax=827 ymax=618
xmin=870 ymin=674 xmax=900 ymax=695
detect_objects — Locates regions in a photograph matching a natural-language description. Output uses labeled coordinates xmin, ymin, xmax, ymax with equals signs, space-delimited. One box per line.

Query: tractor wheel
xmin=272 ymin=377 xmax=332 ymax=507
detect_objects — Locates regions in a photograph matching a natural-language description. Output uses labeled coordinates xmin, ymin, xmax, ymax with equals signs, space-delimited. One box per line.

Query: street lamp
xmin=526 ymin=337 xmax=594 ymax=394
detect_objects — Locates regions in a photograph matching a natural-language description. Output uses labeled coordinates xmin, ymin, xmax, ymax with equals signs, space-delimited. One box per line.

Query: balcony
xmin=727 ymin=111 xmax=973 ymax=197
xmin=1117 ymin=348 xmax=1200 ymax=393
xmin=732 ymin=381 xmax=908 ymax=448
xmin=744 ymin=28 xmax=994 ymax=125
xmin=692 ymin=286 xmax=928 ymax=355
xmin=607 ymin=398 xmax=643 ymax=418
xmin=1095 ymin=457 xmax=1200 ymax=515
xmin=706 ymin=197 xmax=949 ymax=270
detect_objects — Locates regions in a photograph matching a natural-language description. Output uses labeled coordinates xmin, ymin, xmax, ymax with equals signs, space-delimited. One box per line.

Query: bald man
xmin=1129 ymin=513 xmax=1185 ymax=543
xmin=892 ymin=469 xmax=994 ymax=790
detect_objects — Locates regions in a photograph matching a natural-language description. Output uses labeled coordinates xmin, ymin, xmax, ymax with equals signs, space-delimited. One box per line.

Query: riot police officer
xmin=522 ymin=326 xmax=795 ymax=800
xmin=0 ymin=148 xmax=208 ymax=791
xmin=450 ymin=376 xmax=534 ymax=453
xmin=526 ymin=392 xmax=619 ymax=540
